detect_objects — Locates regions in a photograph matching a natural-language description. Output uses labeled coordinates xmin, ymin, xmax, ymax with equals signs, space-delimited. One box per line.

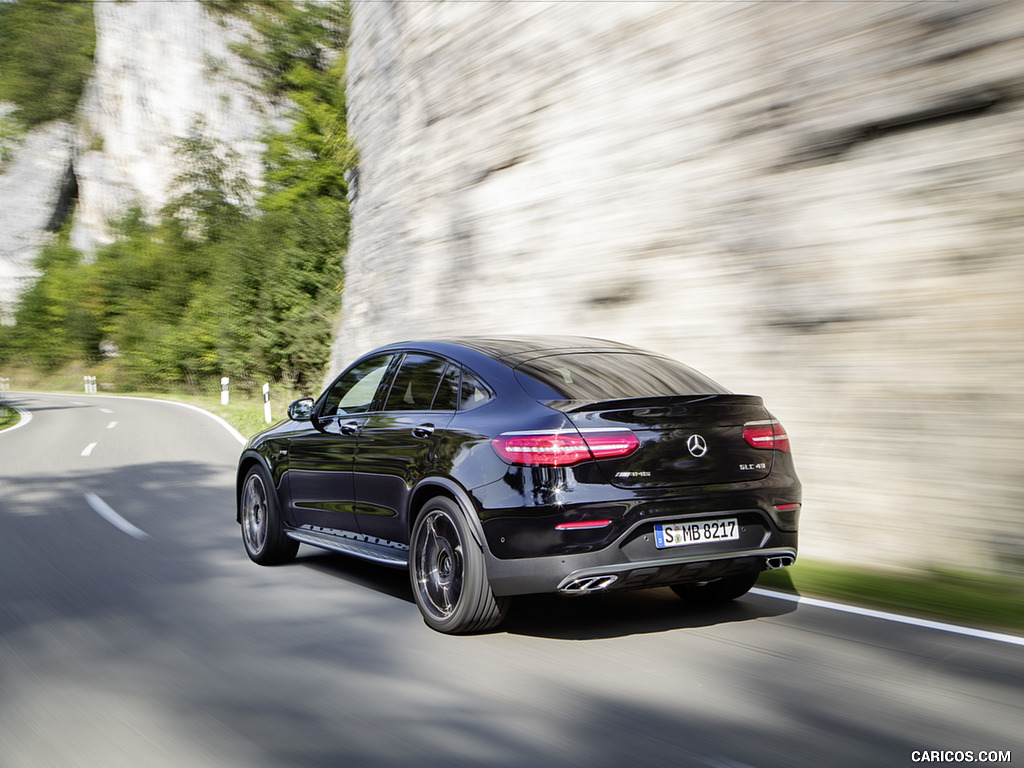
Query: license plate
xmin=654 ymin=518 xmax=740 ymax=548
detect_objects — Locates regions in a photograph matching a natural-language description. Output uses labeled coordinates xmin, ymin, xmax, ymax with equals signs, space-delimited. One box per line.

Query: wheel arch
xmin=407 ymin=477 xmax=486 ymax=549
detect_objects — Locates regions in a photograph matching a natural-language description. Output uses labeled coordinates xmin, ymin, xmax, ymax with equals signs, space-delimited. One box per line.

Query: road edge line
xmin=141 ymin=396 xmax=247 ymax=445
xmin=750 ymin=586 xmax=1024 ymax=647
xmin=9 ymin=391 xmax=247 ymax=445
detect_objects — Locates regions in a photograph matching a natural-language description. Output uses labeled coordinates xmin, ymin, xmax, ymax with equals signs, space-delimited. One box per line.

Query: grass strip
xmin=758 ymin=559 xmax=1024 ymax=634
xmin=0 ymin=402 xmax=20 ymax=430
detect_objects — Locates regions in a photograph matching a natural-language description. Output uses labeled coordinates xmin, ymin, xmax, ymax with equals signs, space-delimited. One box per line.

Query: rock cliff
xmin=0 ymin=0 xmax=278 ymax=318
xmin=0 ymin=116 xmax=74 ymax=322
xmin=72 ymin=1 xmax=276 ymax=253
xmin=337 ymin=0 xmax=1024 ymax=574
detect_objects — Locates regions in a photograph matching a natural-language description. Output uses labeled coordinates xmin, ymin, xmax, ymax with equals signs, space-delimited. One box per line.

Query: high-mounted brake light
xmin=491 ymin=429 xmax=639 ymax=467
xmin=743 ymin=420 xmax=791 ymax=452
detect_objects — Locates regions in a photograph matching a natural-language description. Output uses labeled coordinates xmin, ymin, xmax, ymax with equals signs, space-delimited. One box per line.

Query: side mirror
xmin=287 ymin=398 xmax=314 ymax=422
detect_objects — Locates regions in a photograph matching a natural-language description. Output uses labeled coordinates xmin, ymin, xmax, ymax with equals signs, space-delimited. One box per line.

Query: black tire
xmin=410 ymin=496 xmax=509 ymax=634
xmin=239 ymin=465 xmax=299 ymax=565
xmin=670 ymin=570 xmax=760 ymax=604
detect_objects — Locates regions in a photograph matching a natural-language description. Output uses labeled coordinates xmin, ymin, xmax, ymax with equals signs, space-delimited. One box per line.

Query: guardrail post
xmin=263 ymin=383 xmax=271 ymax=424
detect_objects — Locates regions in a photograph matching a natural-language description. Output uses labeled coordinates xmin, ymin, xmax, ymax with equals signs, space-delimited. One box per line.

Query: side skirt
xmin=286 ymin=525 xmax=409 ymax=568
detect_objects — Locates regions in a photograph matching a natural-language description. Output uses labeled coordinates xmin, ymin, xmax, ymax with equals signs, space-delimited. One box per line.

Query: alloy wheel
xmin=241 ymin=472 xmax=269 ymax=556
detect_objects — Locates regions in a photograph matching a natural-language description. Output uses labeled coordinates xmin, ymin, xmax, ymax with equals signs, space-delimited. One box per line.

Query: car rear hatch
xmin=510 ymin=350 xmax=781 ymax=489
xmin=566 ymin=394 xmax=775 ymax=489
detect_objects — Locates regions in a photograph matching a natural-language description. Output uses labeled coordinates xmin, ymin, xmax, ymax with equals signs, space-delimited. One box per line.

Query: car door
xmin=351 ymin=354 xmax=458 ymax=545
xmin=284 ymin=353 xmax=398 ymax=533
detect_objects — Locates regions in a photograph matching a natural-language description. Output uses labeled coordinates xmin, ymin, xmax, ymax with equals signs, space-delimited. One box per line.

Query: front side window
xmin=321 ymin=355 xmax=396 ymax=416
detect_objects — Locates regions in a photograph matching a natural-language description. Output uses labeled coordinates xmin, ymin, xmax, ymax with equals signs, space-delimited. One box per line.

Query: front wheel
xmin=410 ymin=497 xmax=508 ymax=634
xmin=670 ymin=570 xmax=760 ymax=604
xmin=240 ymin=465 xmax=299 ymax=565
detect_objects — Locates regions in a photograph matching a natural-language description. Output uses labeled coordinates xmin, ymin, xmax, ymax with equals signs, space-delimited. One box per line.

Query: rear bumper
xmin=483 ymin=542 xmax=797 ymax=597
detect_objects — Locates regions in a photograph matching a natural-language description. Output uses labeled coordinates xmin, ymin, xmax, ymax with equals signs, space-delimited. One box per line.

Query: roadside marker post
xmin=84 ymin=376 xmax=97 ymax=394
xmin=221 ymin=377 xmax=230 ymax=406
xmin=263 ymin=383 xmax=271 ymax=424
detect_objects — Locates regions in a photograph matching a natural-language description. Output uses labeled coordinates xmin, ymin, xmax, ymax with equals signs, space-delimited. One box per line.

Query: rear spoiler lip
xmin=551 ymin=393 xmax=765 ymax=413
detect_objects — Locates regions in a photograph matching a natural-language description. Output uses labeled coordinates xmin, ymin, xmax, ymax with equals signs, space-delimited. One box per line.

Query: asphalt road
xmin=1 ymin=392 xmax=1021 ymax=768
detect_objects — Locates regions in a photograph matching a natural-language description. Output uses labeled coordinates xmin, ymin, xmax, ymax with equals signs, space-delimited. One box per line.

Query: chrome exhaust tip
xmin=765 ymin=555 xmax=795 ymax=571
xmin=560 ymin=575 xmax=619 ymax=594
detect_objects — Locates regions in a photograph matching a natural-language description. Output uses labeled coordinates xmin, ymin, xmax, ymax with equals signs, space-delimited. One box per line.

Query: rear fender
xmin=408 ymin=477 xmax=487 ymax=549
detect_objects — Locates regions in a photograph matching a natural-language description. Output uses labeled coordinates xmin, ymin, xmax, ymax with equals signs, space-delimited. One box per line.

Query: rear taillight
xmin=743 ymin=420 xmax=791 ymax=452
xmin=580 ymin=430 xmax=641 ymax=460
xmin=492 ymin=429 xmax=639 ymax=467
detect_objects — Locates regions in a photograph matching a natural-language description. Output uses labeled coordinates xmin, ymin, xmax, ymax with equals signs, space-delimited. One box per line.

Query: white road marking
xmin=84 ymin=493 xmax=149 ymax=540
xmin=751 ymin=587 xmax=1024 ymax=647
xmin=81 ymin=442 xmax=97 ymax=457
xmin=99 ymin=408 xmax=113 ymax=414
xmin=107 ymin=421 xmax=118 ymax=429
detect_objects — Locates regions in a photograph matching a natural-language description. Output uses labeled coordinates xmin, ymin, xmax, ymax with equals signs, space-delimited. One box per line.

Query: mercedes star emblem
xmin=687 ymin=434 xmax=708 ymax=457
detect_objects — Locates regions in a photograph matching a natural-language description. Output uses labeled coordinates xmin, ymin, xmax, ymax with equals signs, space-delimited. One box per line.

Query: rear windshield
xmin=514 ymin=352 xmax=729 ymax=402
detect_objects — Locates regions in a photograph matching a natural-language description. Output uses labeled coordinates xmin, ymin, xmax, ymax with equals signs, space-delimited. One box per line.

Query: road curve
xmin=0 ymin=392 xmax=1021 ymax=768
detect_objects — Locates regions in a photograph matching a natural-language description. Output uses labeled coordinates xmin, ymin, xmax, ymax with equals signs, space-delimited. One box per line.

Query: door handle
xmin=340 ymin=421 xmax=360 ymax=436
xmin=412 ymin=424 xmax=435 ymax=438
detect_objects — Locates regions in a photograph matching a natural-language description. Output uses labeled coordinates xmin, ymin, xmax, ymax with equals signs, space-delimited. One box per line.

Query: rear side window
xmin=459 ymin=370 xmax=493 ymax=410
xmin=384 ymin=354 xmax=449 ymax=411
xmin=514 ymin=352 xmax=729 ymax=402
xmin=432 ymin=364 xmax=461 ymax=411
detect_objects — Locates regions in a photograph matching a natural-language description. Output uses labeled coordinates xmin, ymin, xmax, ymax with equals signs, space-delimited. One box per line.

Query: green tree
xmin=164 ymin=120 xmax=254 ymax=243
xmin=7 ymin=231 xmax=102 ymax=370
xmin=0 ymin=0 xmax=95 ymax=126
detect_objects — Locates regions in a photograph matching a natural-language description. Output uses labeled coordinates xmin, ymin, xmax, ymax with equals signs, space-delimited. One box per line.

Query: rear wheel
xmin=670 ymin=570 xmax=759 ymax=604
xmin=410 ymin=496 xmax=508 ymax=634
xmin=240 ymin=465 xmax=299 ymax=565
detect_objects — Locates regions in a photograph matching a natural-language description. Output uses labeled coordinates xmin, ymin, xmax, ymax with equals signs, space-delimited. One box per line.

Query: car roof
xmin=386 ymin=335 xmax=657 ymax=367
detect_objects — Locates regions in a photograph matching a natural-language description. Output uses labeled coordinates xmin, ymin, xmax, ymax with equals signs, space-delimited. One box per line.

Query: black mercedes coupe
xmin=236 ymin=336 xmax=800 ymax=633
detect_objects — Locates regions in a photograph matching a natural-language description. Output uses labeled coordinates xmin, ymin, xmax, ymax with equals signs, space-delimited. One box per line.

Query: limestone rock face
xmin=337 ymin=0 xmax=1024 ymax=574
xmin=0 ymin=0 xmax=278 ymax=319
xmin=72 ymin=1 xmax=275 ymax=252
xmin=0 ymin=117 xmax=75 ymax=322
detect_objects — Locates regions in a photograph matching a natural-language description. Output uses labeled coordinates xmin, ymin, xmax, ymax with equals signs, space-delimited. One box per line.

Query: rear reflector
xmin=743 ymin=420 xmax=791 ymax=452
xmin=492 ymin=429 xmax=639 ymax=467
xmin=775 ymin=503 xmax=801 ymax=511
xmin=555 ymin=519 xmax=613 ymax=531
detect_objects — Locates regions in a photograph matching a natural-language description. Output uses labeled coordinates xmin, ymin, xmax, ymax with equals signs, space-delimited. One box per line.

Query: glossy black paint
xmin=237 ymin=336 xmax=801 ymax=597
